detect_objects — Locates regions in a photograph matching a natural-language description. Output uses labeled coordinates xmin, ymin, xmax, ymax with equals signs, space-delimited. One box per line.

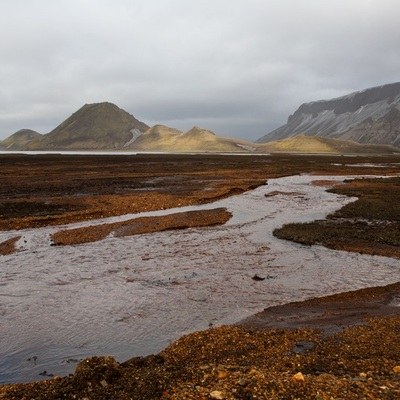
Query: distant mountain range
xmin=2 ymin=83 xmax=400 ymax=154
xmin=258 ymin=82 xmax=400 ymax=147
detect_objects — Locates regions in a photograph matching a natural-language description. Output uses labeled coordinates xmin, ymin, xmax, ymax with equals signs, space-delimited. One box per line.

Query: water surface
xmin=1 ymin=174 xmax=399 ymax=383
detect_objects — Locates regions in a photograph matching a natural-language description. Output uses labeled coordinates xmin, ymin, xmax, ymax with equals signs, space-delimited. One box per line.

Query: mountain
xmin=3 ymin=100 xmax=400 ymax=154
xmin=26 ymin=102 xmax=149 ymax=150
xmin=1 ymin=129 xmax=42 ymax=150
xmin=257 ymin=134 xmax=400 ymax=154
xmin=5 ymin=102 xmax=259 ymax=152
xmin=257 ymin=82 xmax=400 ymax=147
xmin=339 ymin=107 xmax=400 ymax=147
xmin=128 ymin=125 xmax=259 ymax=152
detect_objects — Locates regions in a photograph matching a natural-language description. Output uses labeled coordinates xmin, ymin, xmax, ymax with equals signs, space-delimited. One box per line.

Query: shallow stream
xmin=1 ymin=174 xmax=399 ymax=383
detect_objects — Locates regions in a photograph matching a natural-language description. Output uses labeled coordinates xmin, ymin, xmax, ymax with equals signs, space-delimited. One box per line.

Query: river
xmin=0 ymin=174 xmax=399 ymax=383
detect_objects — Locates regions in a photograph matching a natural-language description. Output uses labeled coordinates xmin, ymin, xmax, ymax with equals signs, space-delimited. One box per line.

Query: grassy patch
xmin=328 ymin=177 xmax=400 ymax=221
xmin=274 ymin=177 xmax=400 ymax=258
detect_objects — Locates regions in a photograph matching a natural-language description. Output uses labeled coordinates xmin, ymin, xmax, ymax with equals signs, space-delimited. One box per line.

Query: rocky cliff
xmin=257 ymin=82 xmax=400 ymax=147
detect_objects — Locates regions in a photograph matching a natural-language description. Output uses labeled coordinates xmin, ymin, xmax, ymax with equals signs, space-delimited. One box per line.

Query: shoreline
xmin=239 ymin=281 xmax=400 ymax=335
xmin=1 ymin=283 xmax=399 ymax=398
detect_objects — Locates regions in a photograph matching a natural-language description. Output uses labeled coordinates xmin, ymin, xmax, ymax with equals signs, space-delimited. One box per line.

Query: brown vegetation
xmin=1 ymin=153 xmax=399 ymax=231
xmin=51 ymin=208 xmax=232 ymax=246
xmin=274 ymin=176 xmax=400 ymax=258
xmin=0 ymin=236 xmax=21 ymax=255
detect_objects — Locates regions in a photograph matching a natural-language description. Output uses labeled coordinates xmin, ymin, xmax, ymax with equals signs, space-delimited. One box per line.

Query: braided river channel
xmin=1 ymin=174 xmax=399 ymax=383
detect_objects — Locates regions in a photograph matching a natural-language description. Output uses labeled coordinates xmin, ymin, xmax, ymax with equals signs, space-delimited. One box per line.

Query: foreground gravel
xmin=1 ymin=285 xmax=399 ymax=399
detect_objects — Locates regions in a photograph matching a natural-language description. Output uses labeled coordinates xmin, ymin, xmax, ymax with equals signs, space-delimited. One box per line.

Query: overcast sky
xmin=1 ymin=0 xmax=400 ymax=142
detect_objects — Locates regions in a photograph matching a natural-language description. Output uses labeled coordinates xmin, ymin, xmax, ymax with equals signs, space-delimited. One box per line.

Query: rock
xmin=218 ymin=371 xmax=228 ymax=379
xmin=210 ymin=390 xmax=225 ymax=399
xmin=248 ymin=368 xmax=259 ymax=376
xmin=393 ymin=366 xmax=400 ymax=374
xmin=292 ymin=341 xmax=316 ymax=354
xmin=292 ymin=372 xmax=305 ymax=382
xmin=73 ymin=356 xmax=120 ymax=389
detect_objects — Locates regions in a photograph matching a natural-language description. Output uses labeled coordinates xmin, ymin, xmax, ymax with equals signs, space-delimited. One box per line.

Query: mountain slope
xmin=258 ymin=134 xmax=400 ymax=154
xmin=340 ymin=107 xmax=400 ymax=147
xmin=257 ymin=82 xmax=400 ymax=147
xmin=27 ymin=103 xmax=149 ymax=150
xmin=1 ymin=129 xmax=42 ymax=150
xmin=3 ymin=100 xmax=400 ymax=154
xmin=128 ymin=125 xmax=259 ymax=152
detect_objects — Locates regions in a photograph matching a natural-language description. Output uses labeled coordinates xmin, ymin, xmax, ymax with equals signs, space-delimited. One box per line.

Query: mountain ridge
xmin=257 ymin=82 xmax=400 ymax=146
xmin=1 ymin=98 xmax=400 ymax=154
xmin=125 ymin=125 xmax=260 ymax=152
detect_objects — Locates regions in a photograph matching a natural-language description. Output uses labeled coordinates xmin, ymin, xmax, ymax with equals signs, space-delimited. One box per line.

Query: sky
xmin=1 ymin=0 xmax=400 ymax=142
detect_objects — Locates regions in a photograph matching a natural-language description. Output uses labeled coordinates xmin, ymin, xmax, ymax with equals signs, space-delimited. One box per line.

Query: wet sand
xmin=240 ymin=281 xmax=400 ymax=335
xmin=1 ymin=153 xmax=400 ymax=398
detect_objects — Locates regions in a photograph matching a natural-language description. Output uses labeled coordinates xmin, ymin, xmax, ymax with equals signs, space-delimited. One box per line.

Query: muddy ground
xmin=1 ymin=152 xmax=400 ymax=398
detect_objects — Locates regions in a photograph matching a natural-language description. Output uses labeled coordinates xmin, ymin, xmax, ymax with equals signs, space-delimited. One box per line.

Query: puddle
xmin=0 ymin=174 xmax=399 ymax=383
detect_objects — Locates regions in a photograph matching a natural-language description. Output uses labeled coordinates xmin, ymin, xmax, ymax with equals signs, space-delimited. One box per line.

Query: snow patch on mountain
xmin=123 ymin=128 xmax=143 ymax=147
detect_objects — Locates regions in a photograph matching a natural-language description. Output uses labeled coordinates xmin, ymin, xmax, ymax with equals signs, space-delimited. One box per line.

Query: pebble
xmin=292 ymin=372 xmax=305 ymax=382
xmin=210 ymin=390 xmax=225 ymax=399
xmin=218 ymin=371 xmax=228 ymax=379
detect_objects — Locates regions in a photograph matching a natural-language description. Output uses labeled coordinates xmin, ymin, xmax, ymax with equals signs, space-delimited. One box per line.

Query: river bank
xmin=1 ymin=283 xmax=399 ymax=399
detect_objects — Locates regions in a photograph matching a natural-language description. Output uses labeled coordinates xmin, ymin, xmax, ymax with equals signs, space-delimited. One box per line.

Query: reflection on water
xmin=0 ymin=175 xmax=399 ymax=383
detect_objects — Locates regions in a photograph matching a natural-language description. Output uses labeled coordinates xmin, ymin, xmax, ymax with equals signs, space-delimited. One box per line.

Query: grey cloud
xmin=1 ymin=0 xmax=400 ymax=141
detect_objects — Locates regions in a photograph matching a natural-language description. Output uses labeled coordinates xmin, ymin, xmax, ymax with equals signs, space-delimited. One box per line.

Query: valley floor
xmin=0 ymin=153 xmax=400 ymax=398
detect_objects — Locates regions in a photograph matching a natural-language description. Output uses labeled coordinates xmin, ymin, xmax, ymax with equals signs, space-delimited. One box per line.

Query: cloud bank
xmin=1 ymin=0 xmax=400 ymax=141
